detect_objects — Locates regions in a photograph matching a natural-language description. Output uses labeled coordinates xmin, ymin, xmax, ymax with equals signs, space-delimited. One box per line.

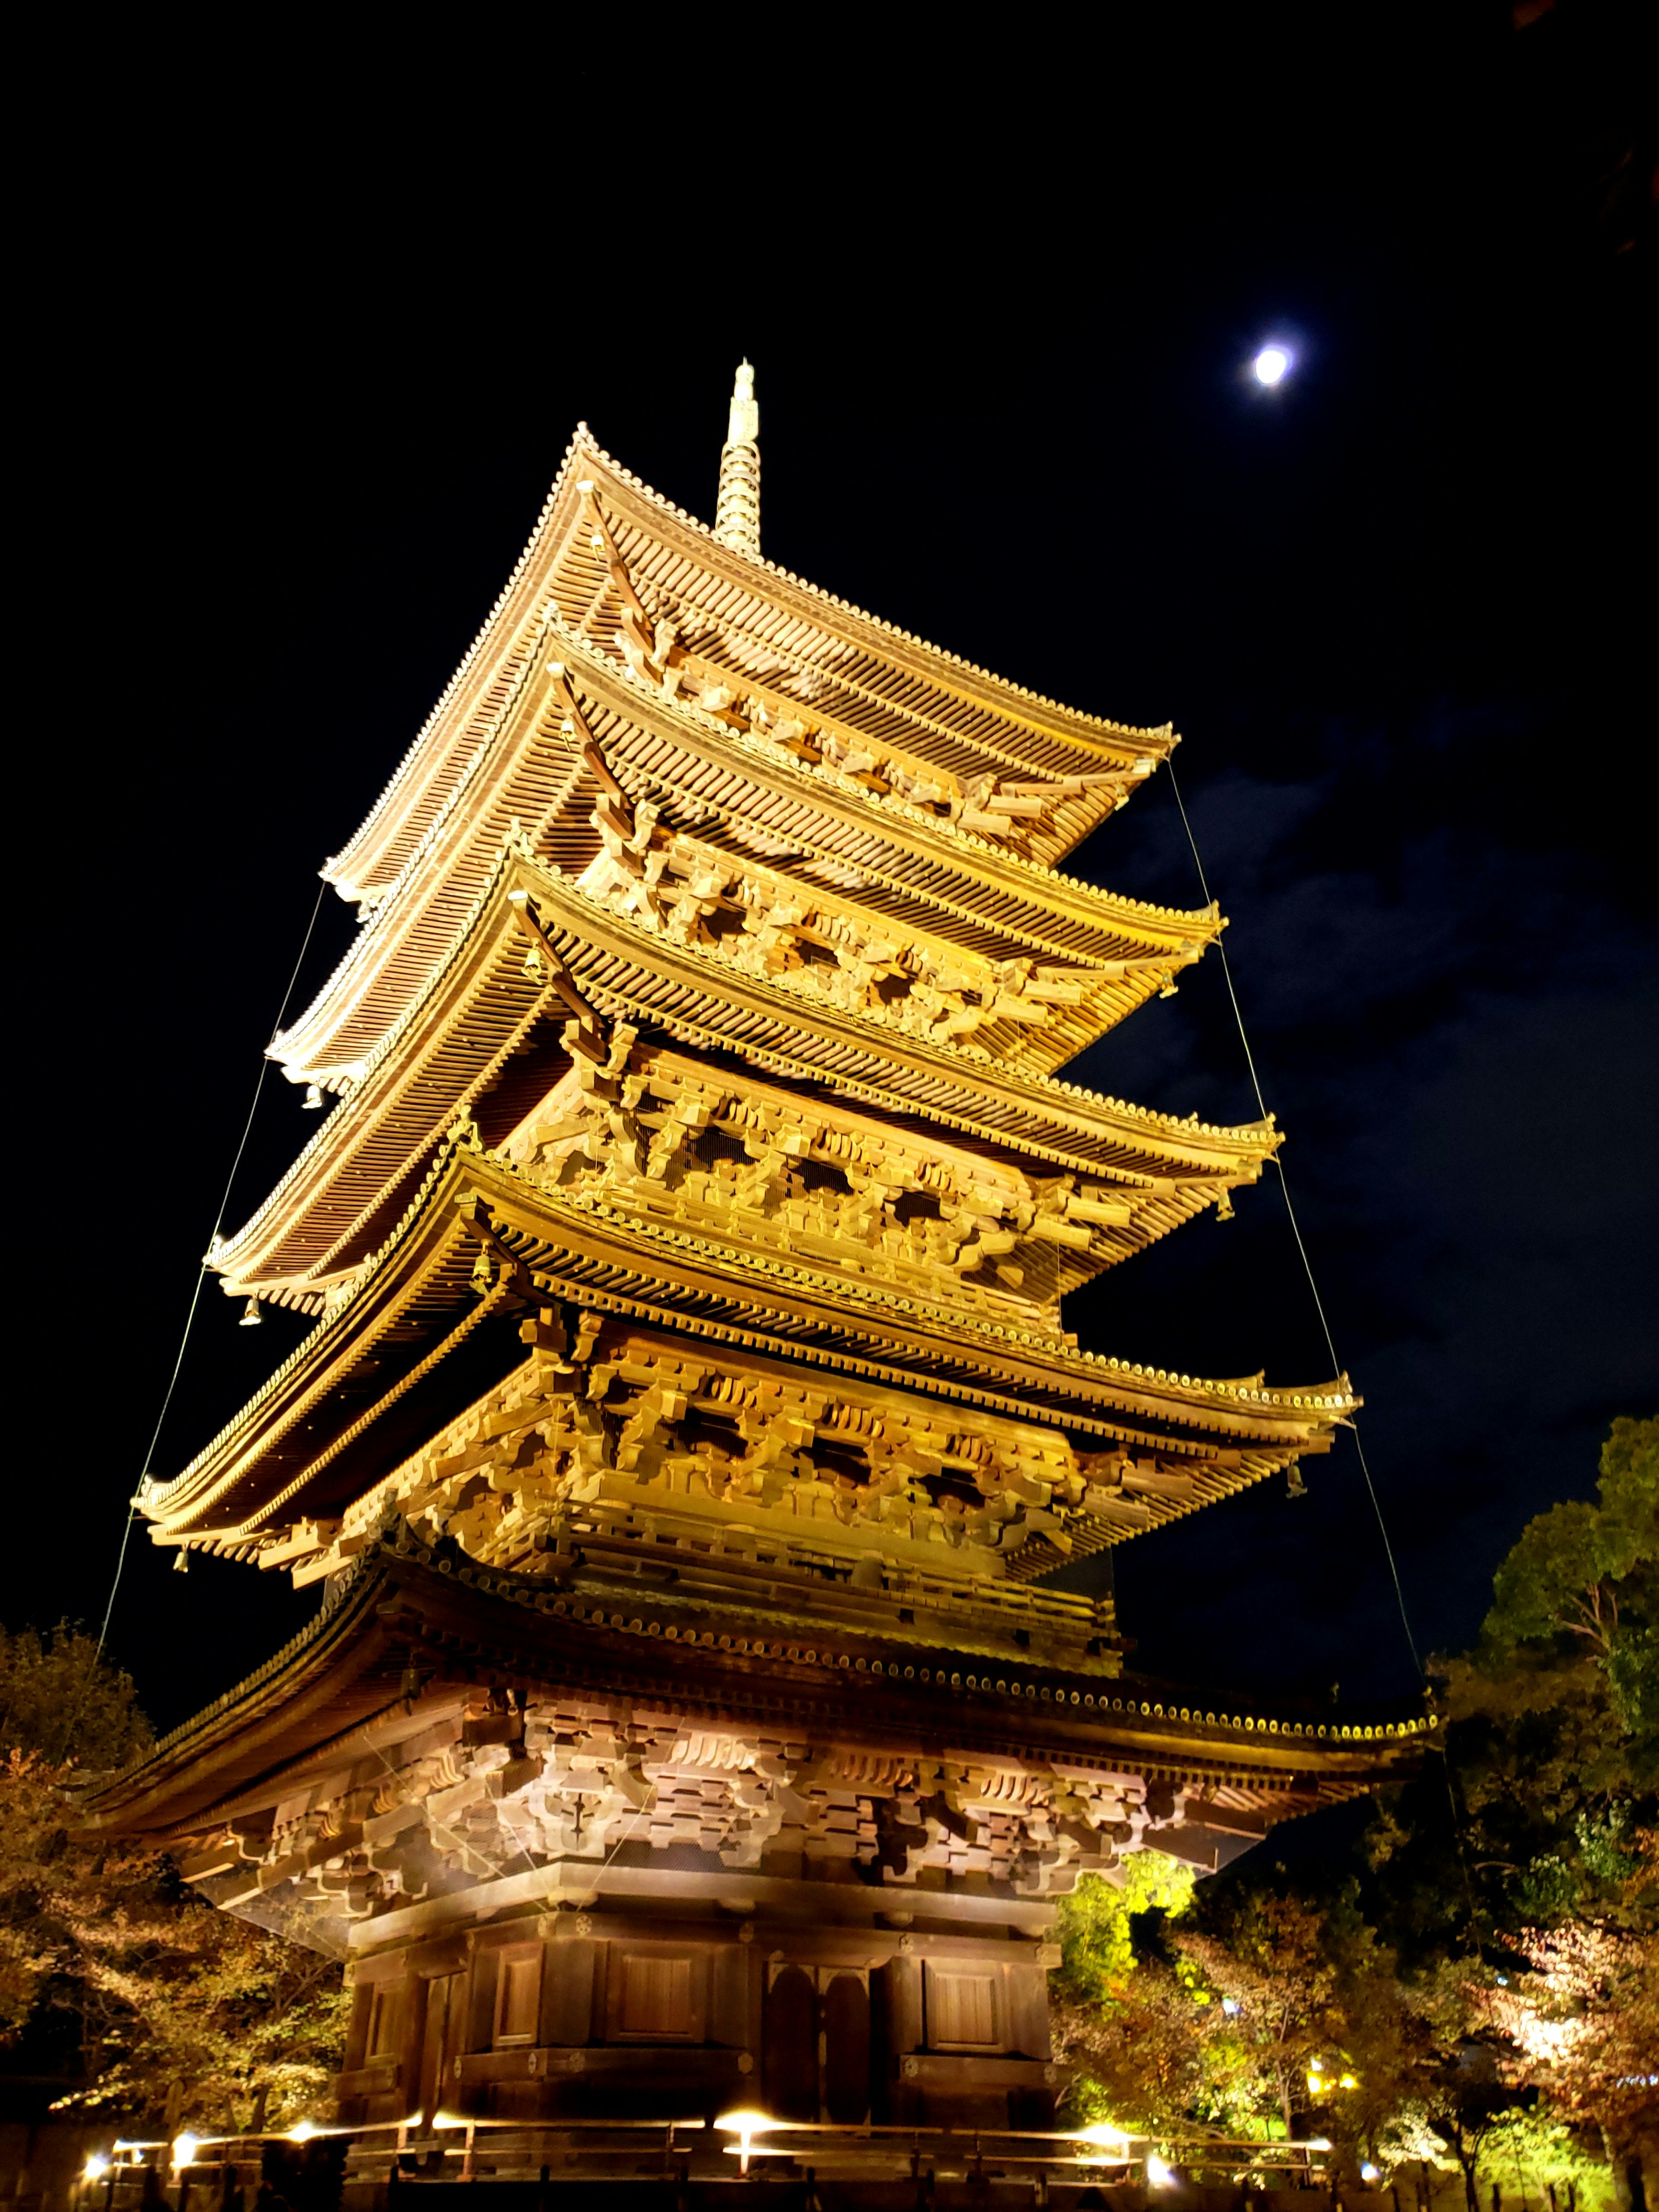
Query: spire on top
xmin=713 ymin=360 xmax=761 ymax=556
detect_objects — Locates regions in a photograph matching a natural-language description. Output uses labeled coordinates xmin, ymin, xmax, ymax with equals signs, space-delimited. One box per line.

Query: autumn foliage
xmin=0 ymin=1626 xmax=345 ymax=2134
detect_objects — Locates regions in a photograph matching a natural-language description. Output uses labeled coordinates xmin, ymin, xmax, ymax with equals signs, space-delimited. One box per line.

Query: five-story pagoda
xmin=83 ymin=368 xmax=1427 ymax=2146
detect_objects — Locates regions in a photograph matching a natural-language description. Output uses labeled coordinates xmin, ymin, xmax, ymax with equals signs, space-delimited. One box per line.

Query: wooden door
xmin=820 ymin=1970 xmax=871 ymax=2124
xmin=417 ymin=1972 xmax=462 ymax=2125
xmin=762 ymin=1963 xmax=872 ymax=2124
xmin=762 ymin=1964 xmax=817 ymax=2122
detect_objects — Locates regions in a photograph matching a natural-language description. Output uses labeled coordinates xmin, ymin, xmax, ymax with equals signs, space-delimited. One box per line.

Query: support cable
xmin=1171 ymin=759 xmax=1484 ymax=1941
xmin=91 ymin=879 xmax=331 ymax=1668
xmin=1166 ymin=762 xmax=1423 ymax=1679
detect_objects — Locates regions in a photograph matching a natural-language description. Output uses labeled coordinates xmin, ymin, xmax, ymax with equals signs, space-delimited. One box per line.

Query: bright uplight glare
xmin=1309 ymin=2138 xmax=1334 ymax=2153
xmin=716 ymin=2111 xmax=774 ymax=2178
xmin=172 ymin=2136 xmax=200 ymax=2171
xmin=1074 ymin=2123 xmax=1130 ymax=2149
xmin=1253 ymin=346 xmax=1291 ymax=387
xmin=1146 ymin=2155 xmax=1175 ymax=2187
xmin=1339 ymin=2074 xmax=1358 ymax=2090
xmin=289 ymin=2119 xmax=319 ymax=2142
xmin=84 ymin=2157 xmax=111 ymax=2183
xmin=1362 ymin=2164 xmax=1382 ymax=2183
xmin=1221 ymin=1997 xmax=1242 ymax=2016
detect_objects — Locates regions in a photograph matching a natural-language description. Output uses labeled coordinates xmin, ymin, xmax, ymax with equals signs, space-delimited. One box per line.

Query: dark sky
xmin=14 ymin=10 xmax=1653 ymax=1736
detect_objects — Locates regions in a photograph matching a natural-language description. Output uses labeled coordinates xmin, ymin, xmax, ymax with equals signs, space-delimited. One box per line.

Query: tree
xmin=0 ymin=1627 xmax=347 ymax=2133
xmin=0 ymin=1622 xmax=152 ymax=1773
xmin=1047 ymin=1424 xmax=1656 ymax=2207
xmin=1049 ymin=1853 xmax=1210 ymax=2135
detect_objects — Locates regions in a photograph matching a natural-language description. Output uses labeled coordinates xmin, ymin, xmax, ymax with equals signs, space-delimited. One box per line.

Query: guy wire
xmin=91 ymin=878 xmax=331 ymax=1671
xmin=1165 ymin=760 xmax=1423 ymax=1680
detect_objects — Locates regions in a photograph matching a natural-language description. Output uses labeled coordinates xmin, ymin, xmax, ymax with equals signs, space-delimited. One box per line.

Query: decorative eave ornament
xmin=713 ymin=359 xmax=761 ymax=554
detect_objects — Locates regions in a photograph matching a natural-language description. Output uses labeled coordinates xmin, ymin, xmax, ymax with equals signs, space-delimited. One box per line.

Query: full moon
xmin=1253 ymin=345 xmax=1292 ymax=387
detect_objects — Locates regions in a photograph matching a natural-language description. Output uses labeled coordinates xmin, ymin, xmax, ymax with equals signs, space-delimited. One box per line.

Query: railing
xmin=81 ymin=2115 xmax=1341 ymax=2202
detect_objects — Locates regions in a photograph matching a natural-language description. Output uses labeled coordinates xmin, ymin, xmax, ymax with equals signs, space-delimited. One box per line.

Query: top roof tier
xmin=275 ymin=406 xmax=1204 ymax=1091
xmin=327 ymin=423 xmax=1177 ymax=909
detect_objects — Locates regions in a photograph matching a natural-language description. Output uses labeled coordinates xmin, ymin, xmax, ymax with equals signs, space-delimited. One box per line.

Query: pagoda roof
xmin=271 ymin=628 xmax=1216 ymax=1100
xmin=324 ymin=429 xmax=1176 ymax=922
xmin=150 ymin=1133 xmax=1354 ymax=1550
xmin=77 ymin=1517 xmax=1430 ymax=1847
xmin=213 ymin=845 xmax=1271 ymax=1301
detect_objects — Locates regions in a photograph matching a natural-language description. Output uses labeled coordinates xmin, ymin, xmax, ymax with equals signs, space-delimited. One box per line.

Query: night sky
xmin=15 ymin=12 xmax=1652 ymax=1737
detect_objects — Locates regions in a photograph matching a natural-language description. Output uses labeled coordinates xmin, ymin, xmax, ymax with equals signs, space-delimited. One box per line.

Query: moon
xmin=1253 ymin=345 xmax=1292 ymax=387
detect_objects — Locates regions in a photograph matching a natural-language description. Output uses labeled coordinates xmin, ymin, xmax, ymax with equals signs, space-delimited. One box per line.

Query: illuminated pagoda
xmin=83 ymin=367 xmax=1428 ymax=2152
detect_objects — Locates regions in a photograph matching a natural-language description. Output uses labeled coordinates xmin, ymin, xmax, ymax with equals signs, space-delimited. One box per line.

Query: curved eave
xmin=216 ymin=847 xmax=1268 ymax=1298
xmin=155 ymin=1141 xmax=1353 ymax=1545
xmin=274 ymin=627 xmax=1214 ymax=1096
xmin=326 ymin=429 xmax=1175 ymax=910
xmin=519 ymin=855 xmax=1269 ymax=1181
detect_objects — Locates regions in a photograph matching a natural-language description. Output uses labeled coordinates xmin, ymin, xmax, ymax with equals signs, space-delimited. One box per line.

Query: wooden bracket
xmin=506 ymin=891 xmax=608 ymax=1060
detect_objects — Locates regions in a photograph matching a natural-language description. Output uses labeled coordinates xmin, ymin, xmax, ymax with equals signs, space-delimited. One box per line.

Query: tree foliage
xmin=0 ymin=1630 xmax=346 ymax=2133
xmin=1050 ymin=1421 xmax=1657 ymax=2206
xmin=0 ymin=1622 xmax=152 ymax=1774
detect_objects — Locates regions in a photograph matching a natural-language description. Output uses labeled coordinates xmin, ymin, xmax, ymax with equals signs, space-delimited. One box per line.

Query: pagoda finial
xmin=713 ymin=360 xmax=761 ymax=556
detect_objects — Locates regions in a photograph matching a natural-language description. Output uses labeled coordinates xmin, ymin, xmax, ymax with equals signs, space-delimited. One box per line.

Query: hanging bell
xmin=1215 ymin=1187 xmax=1235 ymax=1222
xmin=470 ymin=1249 xmax=495 ymax=1293
xmin=1286 ymin=1463 xmax=1306 ymax=1500
xmin=302 ymin=1084 xmax=323 ymax=1110
xmin=239 ymin=1297 xmax=263 ymax=1328
xmin=522 ymin=947 xmax=543 ymax=981
xmin=173 ymin=1549 xmax=190 ymax=1573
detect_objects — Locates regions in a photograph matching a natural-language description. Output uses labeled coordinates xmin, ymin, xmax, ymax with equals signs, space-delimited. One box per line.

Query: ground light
xmin=288 ymin=2119 xmax=319 ymax=2142
xmin=83 ymin=2157 xmax=110 ymax=2183
xmin=715 ymin=2110 xmax=775 ymax=2176
xmin=1073 ymin=2124 xmax=1131 ymax=2150
xmin=1145 ymin=2154 xmax=1176 ymax=2187
xmin=1363 ymin=2163 xmax=1382 ymax=2182
xmin=170 ymin=2135 xmax=200 ymax=2171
